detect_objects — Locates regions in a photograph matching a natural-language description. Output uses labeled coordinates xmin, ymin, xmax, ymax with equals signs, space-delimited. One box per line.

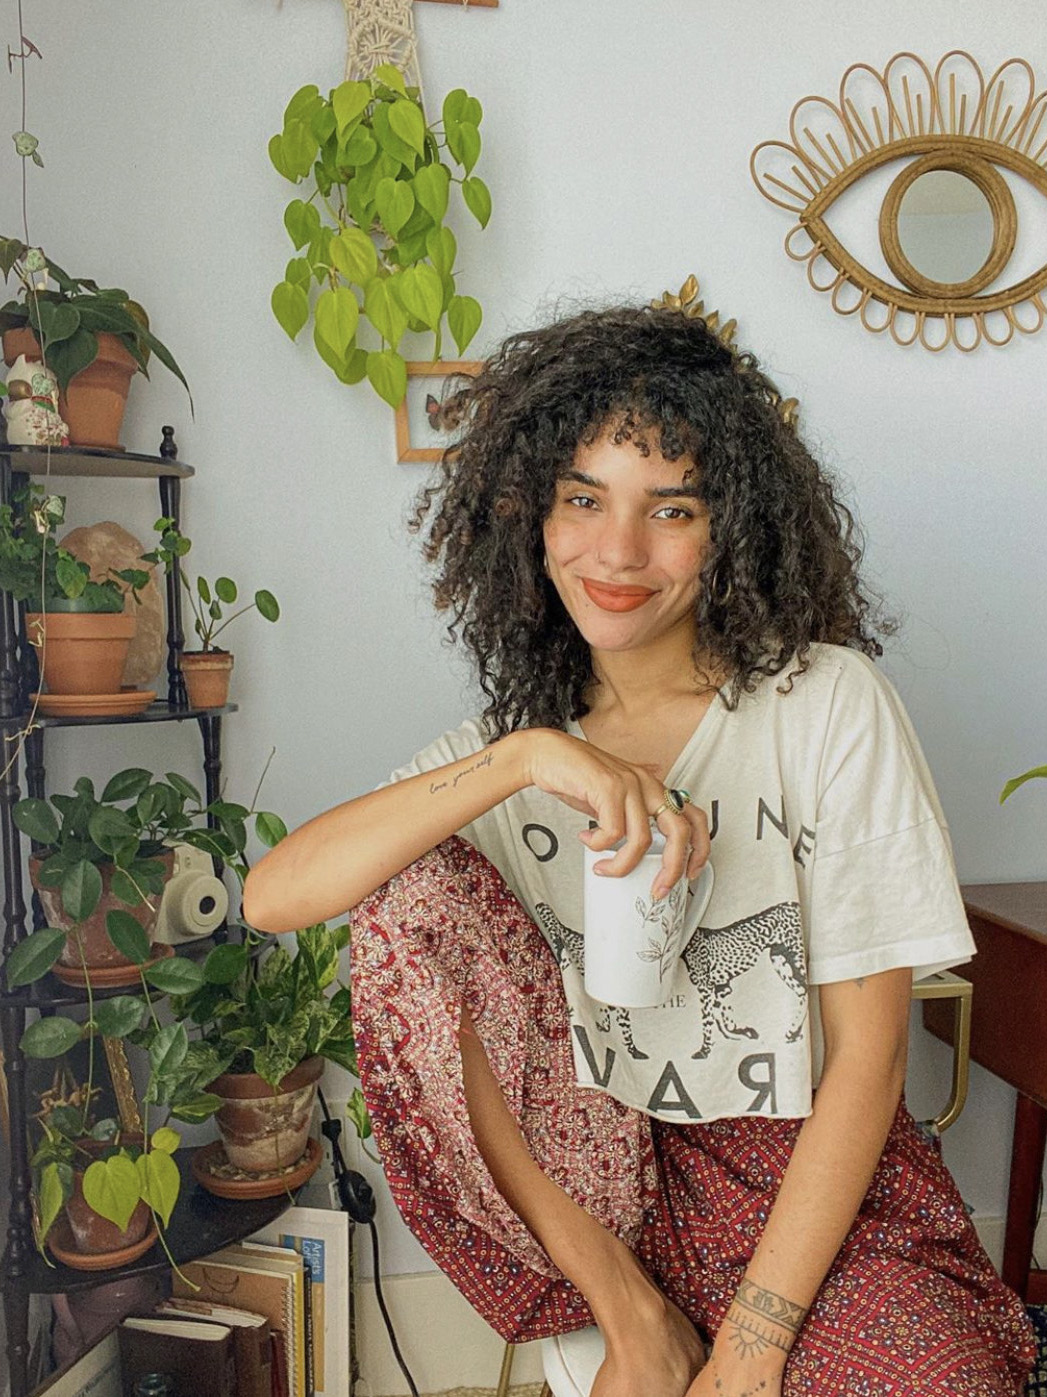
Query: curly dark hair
xmin=412 ymin=303 xmax=892 ymax=737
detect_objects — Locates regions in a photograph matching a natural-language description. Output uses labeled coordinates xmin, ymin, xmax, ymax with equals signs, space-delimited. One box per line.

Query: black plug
xmin=320 ymin=1106 xmax=377 ymax=1224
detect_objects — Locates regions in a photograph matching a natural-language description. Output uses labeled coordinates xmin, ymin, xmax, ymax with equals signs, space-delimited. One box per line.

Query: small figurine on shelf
xmin=3 ymin=353 xmax=69 ymax=445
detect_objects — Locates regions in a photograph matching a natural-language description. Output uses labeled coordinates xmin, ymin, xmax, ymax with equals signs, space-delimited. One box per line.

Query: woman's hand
xmin=522 ymin=728 xmax=710 ymax=897
xmin=685 ymin=1349 xmax=785 ymax=1397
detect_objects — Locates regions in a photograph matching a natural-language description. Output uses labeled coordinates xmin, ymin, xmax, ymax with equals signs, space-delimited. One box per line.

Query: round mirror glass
xmin=895 ymin=170 xmax=995 ymax=285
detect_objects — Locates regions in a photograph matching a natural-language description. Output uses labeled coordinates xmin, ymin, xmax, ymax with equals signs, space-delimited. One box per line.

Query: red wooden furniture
xmin=923 ymin=881 xmax=1047 ymax=1300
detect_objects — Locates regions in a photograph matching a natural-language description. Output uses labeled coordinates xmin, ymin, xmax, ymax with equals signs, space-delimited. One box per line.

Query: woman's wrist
xmin=713 ymin=1279 xmax=806 ymax=1370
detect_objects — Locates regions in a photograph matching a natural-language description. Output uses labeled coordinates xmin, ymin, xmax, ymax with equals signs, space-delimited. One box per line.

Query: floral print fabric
xmin=350 ymin=838 xmax=1035 ymax=1394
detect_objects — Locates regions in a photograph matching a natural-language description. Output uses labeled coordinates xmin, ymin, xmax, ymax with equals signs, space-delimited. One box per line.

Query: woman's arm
xmin=242 ymin=727 xmax=710 ymax=933
xmin=689 ymin=965 xmax=912 ymax=1396
xmin=242 ymin=733 xmax=532 ymax=932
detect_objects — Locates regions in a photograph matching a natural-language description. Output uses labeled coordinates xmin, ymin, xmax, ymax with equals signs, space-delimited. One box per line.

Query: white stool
xmin=539 ymin=1328 xmax=606 ymax=1397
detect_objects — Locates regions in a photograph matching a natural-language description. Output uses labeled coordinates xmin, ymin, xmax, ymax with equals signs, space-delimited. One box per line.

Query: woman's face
xmin=542 ymin=431 xmax=711 ymax=659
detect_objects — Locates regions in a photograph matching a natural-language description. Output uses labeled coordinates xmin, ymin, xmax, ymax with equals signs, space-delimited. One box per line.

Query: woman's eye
xmin=653 ymin=505 xmax=693 ymax=520
xmin=564 ymin=493 xmax=598 ymax=509
xmin=751 ymin=51 xmax=1047 ymax=350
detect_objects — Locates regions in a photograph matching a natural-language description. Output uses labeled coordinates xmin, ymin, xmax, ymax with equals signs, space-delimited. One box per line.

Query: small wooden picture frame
xmin=395 ymin=360 xmax=483 ymax=463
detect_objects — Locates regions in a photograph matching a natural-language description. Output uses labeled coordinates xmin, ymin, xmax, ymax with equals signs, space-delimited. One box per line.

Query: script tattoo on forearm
xmin=723 ymin=1280 xmax=808 ymax=1359
xmin=428 ymin=751 xmax=494 ymax=795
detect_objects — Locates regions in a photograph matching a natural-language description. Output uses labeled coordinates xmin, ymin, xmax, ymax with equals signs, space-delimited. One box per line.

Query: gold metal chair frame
xmin=751 ymin=51 xmax=1047 ymax=350
xmin=500 ymin=972 xmax=972 ymax=1397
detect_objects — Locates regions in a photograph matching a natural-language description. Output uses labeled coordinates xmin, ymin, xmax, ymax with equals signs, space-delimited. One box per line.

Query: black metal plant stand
xmin=0 ymin=428 xmax=288 ymax=1397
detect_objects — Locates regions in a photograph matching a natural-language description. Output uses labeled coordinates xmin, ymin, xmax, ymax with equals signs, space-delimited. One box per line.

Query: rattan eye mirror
xmin=751 ymin=51 xmax=1047 ymax=351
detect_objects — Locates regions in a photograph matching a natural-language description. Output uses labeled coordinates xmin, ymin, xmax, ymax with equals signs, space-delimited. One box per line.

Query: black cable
xmin=317 ymin=1089 xmax=420 ymax=1397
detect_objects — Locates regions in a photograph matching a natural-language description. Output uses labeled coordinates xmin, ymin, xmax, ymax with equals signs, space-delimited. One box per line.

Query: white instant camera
xmin=153 ymin=842 xmax=230 ymax=945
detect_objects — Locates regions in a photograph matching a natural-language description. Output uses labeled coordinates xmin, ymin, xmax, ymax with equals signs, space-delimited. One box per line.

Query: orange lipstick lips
xmin=581 ymin=578 xmax=657 ymax=612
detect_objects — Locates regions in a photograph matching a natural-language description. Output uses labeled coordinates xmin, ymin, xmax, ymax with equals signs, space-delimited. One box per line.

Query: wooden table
xmin=923 ymin=881 xmax=1047 ymax=1300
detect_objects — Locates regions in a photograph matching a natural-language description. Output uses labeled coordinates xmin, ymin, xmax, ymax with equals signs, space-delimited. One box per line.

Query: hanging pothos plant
xmin=269 ymin=64 xmax=489 ymax=408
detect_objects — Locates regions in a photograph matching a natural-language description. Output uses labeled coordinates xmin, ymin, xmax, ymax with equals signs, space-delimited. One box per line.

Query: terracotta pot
xmin=25 ymin=610 xmax=136 ymax=696
xmin=64 ymin=1142 xmax=151 ymax=1255
xmin=30 ymin=848 xmax=176 ymax=976
xmin=208 ymin=1056 xmax=324 ymax=1173
xmin=3 ymin=326 xmax=138 ymax=449
xmin=179 ymin=650 xmax=234 ymax=708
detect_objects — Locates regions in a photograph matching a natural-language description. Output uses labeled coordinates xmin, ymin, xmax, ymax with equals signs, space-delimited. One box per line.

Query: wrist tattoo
xmin=428 ymin=751 xmax=493 ymax=795
xmin=722 ymin=1281 xmax=807 ymax=1358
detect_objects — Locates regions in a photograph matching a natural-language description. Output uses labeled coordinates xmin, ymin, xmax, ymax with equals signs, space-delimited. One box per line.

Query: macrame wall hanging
xmin=342 ymin=0 xmax=496 ymax=89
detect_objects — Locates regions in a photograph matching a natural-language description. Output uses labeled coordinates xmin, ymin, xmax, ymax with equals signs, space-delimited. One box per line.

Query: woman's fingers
xmin=590 ymin=786 xmax=651 ymax=875
xmin=651 ymin=808 xmax=692 ymax=899
xmin=684 ymin=805 xmax=711 ymax=878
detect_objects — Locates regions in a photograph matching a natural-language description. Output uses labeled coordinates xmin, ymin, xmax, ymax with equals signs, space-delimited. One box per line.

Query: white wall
xmin=2 ymin=0 xmax=1045 ymax=1379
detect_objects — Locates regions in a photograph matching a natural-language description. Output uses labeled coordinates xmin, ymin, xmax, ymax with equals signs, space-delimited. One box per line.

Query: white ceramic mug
xmin=583 ymin=834 xmax=714 ymax=1008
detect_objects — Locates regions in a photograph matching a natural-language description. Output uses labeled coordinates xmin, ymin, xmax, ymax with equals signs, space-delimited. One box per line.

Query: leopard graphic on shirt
xmin=382 ymin=644 xmax=977 ymax=1122
xmin=679 ymin=902 xmax=806 ymax=1059
xmin=537 ymin=899 xmax=806 ymax=1065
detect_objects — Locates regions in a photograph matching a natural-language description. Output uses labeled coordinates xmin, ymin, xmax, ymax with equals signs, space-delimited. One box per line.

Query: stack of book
xmin=114 ymin=1207 xmax=351 ymax=1397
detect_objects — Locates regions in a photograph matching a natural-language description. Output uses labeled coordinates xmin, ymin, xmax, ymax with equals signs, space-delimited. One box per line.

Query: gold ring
xmin=653 ymin=787 xmax=692 ymax=820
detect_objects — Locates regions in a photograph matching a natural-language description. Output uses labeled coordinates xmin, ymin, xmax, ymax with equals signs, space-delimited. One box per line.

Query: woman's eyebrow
xmin=561 ymin=470 xmax=701 ymax=499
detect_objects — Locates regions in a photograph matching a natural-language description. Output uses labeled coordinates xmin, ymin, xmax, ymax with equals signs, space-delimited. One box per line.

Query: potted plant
xmin=0 ymin=237 xmax=192 ymax=449
xmin=269 ymin=65 xmax=489 ymax=407
xmin=142 ymin=518 xmax=279 ymax=709
xmin=9 ymin=767 xmax=250 ymax=988
xmin=29 ymin=1082 xmax=179 ymax=1270
xmin=0 ymin=482 xmax=150 ymax=698
xmin=161 ymin=919 xmax=357 ymax=1190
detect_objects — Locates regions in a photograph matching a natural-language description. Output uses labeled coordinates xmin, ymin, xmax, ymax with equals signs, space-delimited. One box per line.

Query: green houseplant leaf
xmin=83 ymin=1154 xmax=141 ymax=1232
xmin=21 ymin=1016 xmax=82 ymax=1057
xmin=269 ymin=73 xmax=489 ymax=405
xmin=4 ymin=926 xmax=66 ymax=987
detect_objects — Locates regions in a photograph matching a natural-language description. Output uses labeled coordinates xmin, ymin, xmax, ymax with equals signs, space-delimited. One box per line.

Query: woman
xmin=244 ymin=305 xmax=1035 ymax=1397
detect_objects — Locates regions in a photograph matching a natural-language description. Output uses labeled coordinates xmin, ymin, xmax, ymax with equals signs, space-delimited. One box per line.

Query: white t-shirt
xmin=386 ymin=644 xmax=974 ymax=1123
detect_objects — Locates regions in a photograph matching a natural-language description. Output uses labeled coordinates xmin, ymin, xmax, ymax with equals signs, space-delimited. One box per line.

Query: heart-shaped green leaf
xmin=447 ymin=120 xmax=481 ymax=175
xmin=366 ymin=348 xmax=408 ymax=408
xmin=283 ymin=199 xmax=322 ymax=251
xmin=364 ymin=278 xmax=407 ymax=348
xmin=425 ymin=225 xmax=457 ymax=278
xmin=151 ymin=1126 xmax=181 ymax=1155
xmin=315 ymin=285 xmax=360 ymax=359
xmin=329 ymin=228 xmax=378 ymax=286
xmin=135 ymin=1147 xmax=180 ymax=1227
xmin=268 ymin=133 xmax=294 ymax=181
xmin=272 ymin=281 xmax=309 ymax=341
xmin=396 ymin=263 xmax=443 ymax=333
xmin=332 ymin=80 xmax=372 ymax=134
xmin=462 ymin=176 xmax=492 ymax=229
xmin=283 ymin=84 xmax=320 ymax=125
xmin=83 ymin=1154 xmax=141 ymax=1232
xmin=5 ymin=926 xmax=66 ymax=988
xmin=374 ymin=178 xmax=415 ymax=239
xmin=389 ymin=99 xmax=425 ymax=156
xmin=413 ymin=164 xmax=450 ymax=225
xmin=448 ymin=294 xmax=482 ymax=355
xmin=38 ymin=1160 xmax=69 ymax=1243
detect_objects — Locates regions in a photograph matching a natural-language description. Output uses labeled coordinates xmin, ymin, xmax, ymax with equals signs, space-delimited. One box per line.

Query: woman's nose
xmin=595 ymin=514 xmax=647 ymax=570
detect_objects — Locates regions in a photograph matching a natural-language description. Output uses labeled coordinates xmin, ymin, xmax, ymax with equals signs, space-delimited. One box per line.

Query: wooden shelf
xmin=2 ymin=445 xmax=194 ymax=480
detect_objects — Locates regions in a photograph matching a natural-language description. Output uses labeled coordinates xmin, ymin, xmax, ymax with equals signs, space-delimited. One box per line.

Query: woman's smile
xmin=580 ymin=578 xmax=658 ymax=611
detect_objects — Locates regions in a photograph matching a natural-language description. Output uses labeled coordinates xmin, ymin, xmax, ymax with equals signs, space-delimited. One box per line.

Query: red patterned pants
xmin=350 ymin=838 xmax=1036 ymax=1396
